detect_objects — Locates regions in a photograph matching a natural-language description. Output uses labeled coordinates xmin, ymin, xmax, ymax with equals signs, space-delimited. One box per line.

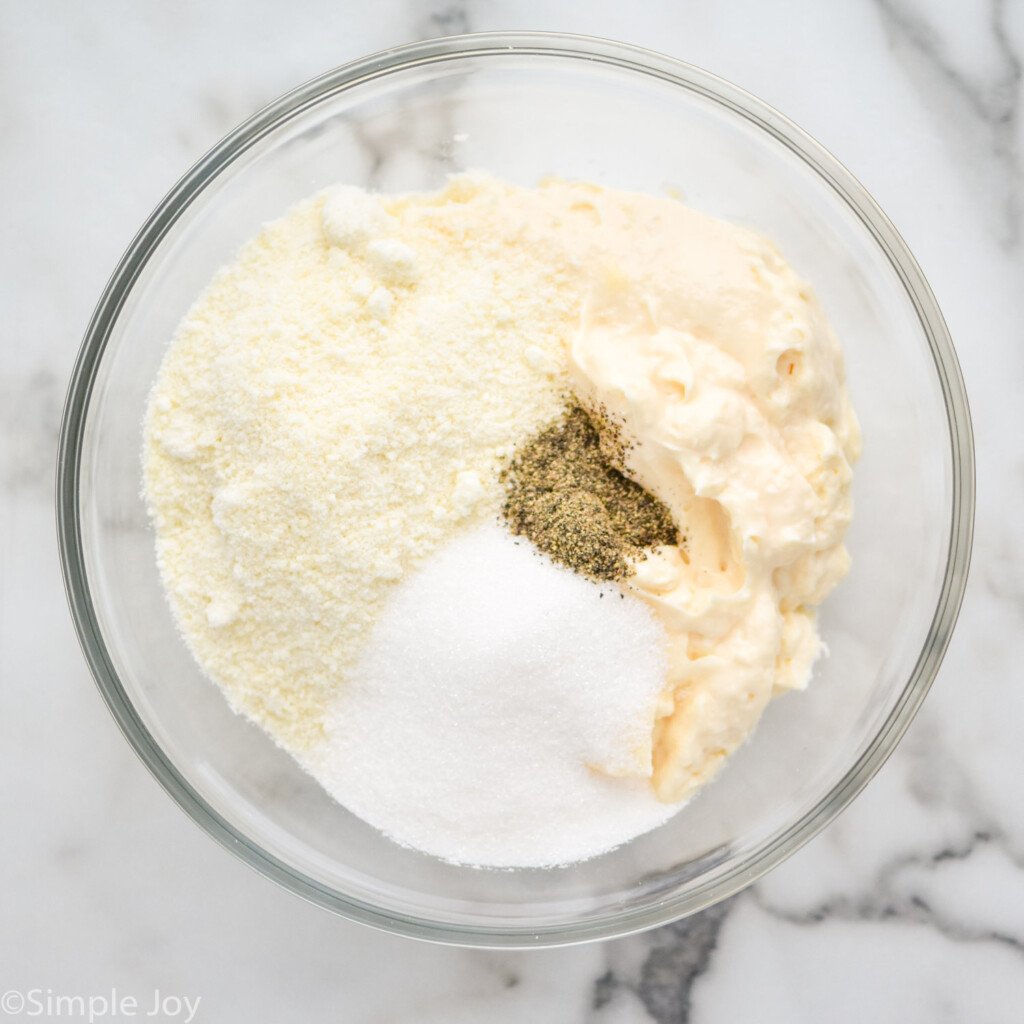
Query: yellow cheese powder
xmin=144 ymin=176 xmax=578 ymax=754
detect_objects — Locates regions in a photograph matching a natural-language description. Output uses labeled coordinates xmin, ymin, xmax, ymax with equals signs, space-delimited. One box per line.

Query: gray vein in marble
xmin=475 ymin=951 xmax=522 ymax=991
xmin=0 ymin=367 xmax=61 ymax=498
xmin=590 ymin=899 xmax=735 ymax=1023
xmin=419 ymin=1 xmax=471 ymax=37
xmin=754 ymin=832 xmax=1024 ymax=958
xmin=901 ymin=712 xmax=998 ymax=815
xmin=902 ymin=706 xmax=1024 ymax=869
xmin=342 ymin=4 xmax=473 ymax=189
xmin=982 ymin=461 xmax=1024 ymax=614
xmin=874 ymin=0 xmax=1022 ymax=246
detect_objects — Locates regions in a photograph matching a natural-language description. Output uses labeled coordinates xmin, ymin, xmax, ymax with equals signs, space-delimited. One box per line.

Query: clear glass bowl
xmin=56 ymin=33 xmax=974 ymax=946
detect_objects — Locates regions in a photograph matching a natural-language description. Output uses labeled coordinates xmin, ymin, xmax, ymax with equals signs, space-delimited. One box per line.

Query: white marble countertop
xmin=2 ymin=2 xmax=1022 ymax=1021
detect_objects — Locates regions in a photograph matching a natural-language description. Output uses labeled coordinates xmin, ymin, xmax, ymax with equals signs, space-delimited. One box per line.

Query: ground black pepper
xmin=501 ymin=404 xmax=678 ymax=581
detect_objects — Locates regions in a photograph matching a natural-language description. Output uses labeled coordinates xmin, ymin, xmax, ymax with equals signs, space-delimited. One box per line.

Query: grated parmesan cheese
xmin=144 ymin=177 xmax=578 ymax=754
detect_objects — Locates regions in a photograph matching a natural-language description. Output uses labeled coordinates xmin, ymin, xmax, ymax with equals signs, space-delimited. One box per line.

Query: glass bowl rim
xmin=55 ymin=30 xmax=975 ymax=948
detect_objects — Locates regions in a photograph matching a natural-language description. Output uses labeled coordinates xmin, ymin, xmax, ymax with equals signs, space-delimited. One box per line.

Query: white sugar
xmin=318 ymin=524 xmax=681 ymax=868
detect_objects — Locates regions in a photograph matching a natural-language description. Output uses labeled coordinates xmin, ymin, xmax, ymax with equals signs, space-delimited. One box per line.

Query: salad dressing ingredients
xmin=144 ymin=173 xmax=859 ymax=866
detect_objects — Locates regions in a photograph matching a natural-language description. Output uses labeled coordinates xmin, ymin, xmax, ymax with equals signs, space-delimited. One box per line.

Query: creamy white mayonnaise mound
xmin=563 ymin=187 xmax=861 ymax=802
